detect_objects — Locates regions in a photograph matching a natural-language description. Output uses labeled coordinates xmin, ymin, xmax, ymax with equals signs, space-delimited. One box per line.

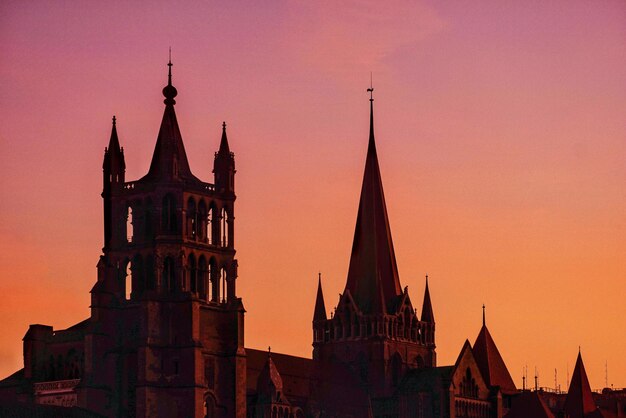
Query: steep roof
xmin=343 ymin=95 xmax=402 ymax=314
xmin=505 ymin=391 xmax=555 ymax=418
xmin=246 ymin=348 xmax=313 ymax=402
xmin=472 ymin=323 xmax=517 ymax=394
xmin=564 ymin=351 xmax=598 ymax=418
xmin=140 ymin=60 xmax=200 ymax=184
xmin=256 ymin=351 xmax=284 ymax=397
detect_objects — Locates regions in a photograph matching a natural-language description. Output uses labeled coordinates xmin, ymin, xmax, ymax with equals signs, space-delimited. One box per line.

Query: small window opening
xmin=125 ymin=261 xmax=131 ymax=300
xmin=221 ymin=267 xmax=227 ymax=302
xmin=127 ymin=206 xmax=133 ymax=242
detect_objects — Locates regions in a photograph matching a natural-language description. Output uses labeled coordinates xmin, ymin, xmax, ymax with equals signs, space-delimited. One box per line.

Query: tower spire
xmin=141 ymin=57 xmax=196 ymax=182
xmin=107 ymin=115 xmax=121 ymax=154
xmin=218 ymin=121 xmax=230 ymax=154
xmin=313 ymin=272 xmax=327 ymax=321
xmin=421 ymin=275 xmax=434 ymax=323
xmin=343 ymin=86 xmax=402 ymax=314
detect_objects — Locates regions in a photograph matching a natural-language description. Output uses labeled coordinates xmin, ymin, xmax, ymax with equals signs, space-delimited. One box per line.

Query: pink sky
xmin=1 ymin=0 xmax=625 ymax=389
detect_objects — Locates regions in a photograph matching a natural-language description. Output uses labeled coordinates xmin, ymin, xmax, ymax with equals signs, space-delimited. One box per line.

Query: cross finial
xmin=482 ymin=304 xmax=486 ymax=326
xmin=167 ymin=48 xmax=173 ymax=85
xmin=367 ymin=72 xmax=374 ymax=102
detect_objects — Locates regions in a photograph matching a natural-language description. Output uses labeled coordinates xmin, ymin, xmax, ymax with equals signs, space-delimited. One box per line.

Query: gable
xmin=452 ymin=342 xmax=491 ymax=400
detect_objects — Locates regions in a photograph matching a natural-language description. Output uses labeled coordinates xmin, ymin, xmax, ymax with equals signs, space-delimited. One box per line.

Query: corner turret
xmin=421 ymin=275 xmax=434 ymax=323
xmin=102 ymin=116 xmax=125 ymax=250
xmin=214 ymin=121 xmax=236 ymax=194
xmin=313 ymin=273 xmax=327 ymax=322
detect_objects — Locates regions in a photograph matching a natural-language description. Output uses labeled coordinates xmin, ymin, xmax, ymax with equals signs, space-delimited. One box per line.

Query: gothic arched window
xmin=126 ymin=205 xmax=134 ymax=243
xmin=131 ymin=254 xmax=144 ymax=297
xmin=144 ymin=198 xmax=154 ymax=240
xmin=188 ymin=254 xmax=197 ymax=293
xmin=145 ymin=255 xmax=155 ymax=290
xmin=221 ymin=208 xmax=228 ymax=247
xmin=391 ymin=352 xmax=403 ymax=387
xmin=187 ymin=197 xmax=197 ymax=239
xmin=162 ymin=194 xmax=177 ymax=234
xmin=198 ymin=256 xmax=207 ymax=299
xmin=210 ymin=258 xmax=218 ymax=302
xmin=163 ymin=256 xmax=176 ymax=293
xmin=198 ymin=200 xmax=207 ymax=241
xmin=461 ymin=368 xmax=479 ymax=398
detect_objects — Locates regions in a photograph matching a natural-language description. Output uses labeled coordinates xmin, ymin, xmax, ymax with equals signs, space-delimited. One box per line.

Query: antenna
xmin=555 ymin=368 xmax=558 ymax=392
xmin=534 ymin=367 xmax=538 ymax=391
xmin=566 ymin=363 xmax=569 ymax=389
xmin=522 ymin=368 xmax=526 ymax=391
xmin=605 ymin=360 xmax=608 ymax=388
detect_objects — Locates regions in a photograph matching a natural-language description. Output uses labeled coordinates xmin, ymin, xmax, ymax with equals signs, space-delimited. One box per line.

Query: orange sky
xmin=0 ymin=1 xmax=625 ymax=389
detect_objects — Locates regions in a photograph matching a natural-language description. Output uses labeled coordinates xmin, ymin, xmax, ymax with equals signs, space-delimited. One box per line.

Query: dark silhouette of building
xmin=0 ymin=63 xmax=619 ymax=418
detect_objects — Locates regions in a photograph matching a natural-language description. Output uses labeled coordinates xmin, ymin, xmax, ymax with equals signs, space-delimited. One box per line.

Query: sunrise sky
xmin=0 ymin=1 xmax=624 ymax=389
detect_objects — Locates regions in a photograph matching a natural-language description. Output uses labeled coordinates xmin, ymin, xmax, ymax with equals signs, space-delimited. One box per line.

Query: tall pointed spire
xmin=214 ymin=120 xmax=236 ymax=193
xmin=218 ymin=121 xmax=231 ymax=154
xmin=421 ymin=275 xmax=434 ymax=323
xmin=103 ymin=115 xmax=125 ymax=171
xmin=313 ymin=273 xmax=327 ymax=321
xmin=343 ymin=86 xmax=402 ymax=314
xmin=141 ymin=57 xmax=197 ymax=183
xmin=108 ymin=115 xmax=121 ymax=153
xmin=563 ymin=351 xmax=597 ymax=418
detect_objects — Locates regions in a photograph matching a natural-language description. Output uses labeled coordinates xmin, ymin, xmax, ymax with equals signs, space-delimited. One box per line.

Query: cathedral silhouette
xmin=0 ymin=63 xmax=620 ymax=418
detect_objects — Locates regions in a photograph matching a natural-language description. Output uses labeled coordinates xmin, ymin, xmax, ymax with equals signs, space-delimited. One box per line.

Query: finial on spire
xmin=162 ymin=50 xmax=178 ymax=105
xmin=168 ymin=47 xmax=172 ymax=84
xmin=268 ymin=346 xmax=271 ymax=357
xmin=482 ymin=304 xmax=486 ymax=326
xmin=112 ymin=115 xmax=116 ymax=126
xmin=367 ymin=72 xmax=374 ymax=102
xmin=222 ymin=121 xmax=226 ymax=130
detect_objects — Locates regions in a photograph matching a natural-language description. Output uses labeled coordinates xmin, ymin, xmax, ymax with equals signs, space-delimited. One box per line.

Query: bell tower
xmin=79 ymin=60 xmax=246 ymax=418
xmin=312 ymin=89 xmax=436 ymax=404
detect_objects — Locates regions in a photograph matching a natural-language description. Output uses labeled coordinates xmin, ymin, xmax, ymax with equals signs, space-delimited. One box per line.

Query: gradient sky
xmin=1 ymin=1 xmax=625 ymax=389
